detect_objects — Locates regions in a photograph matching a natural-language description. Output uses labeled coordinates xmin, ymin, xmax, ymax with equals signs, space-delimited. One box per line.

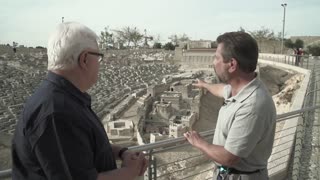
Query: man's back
xmin=12 ymin=72 xmax=116 ymax=180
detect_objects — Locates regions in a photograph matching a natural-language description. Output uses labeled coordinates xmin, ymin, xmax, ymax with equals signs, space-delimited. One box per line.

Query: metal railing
xmin=259 ymin=53 xmax=320 ymax=179
xmin=290 ymin=61 xmax=320 ymax=179
xmin=128 ymin=107 xmax=320 ymax=180
xmin=259 ymin=54 xmax=312 ymax=69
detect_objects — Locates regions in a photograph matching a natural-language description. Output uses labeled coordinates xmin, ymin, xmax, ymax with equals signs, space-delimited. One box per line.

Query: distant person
xmin=295 ymin=48 xmax=304 ymax=66
xmin=12 ymin=41 xmax=17 ymax=53
xmin=297 ymin=48 xmax=303 ymax=66
xmin=184 ymin=31 xmax=276 ymax=180
xmin=12 ymin=22 xmax=148 ymax=180
xmin=294 ymin=48 xmax=299 ymax=66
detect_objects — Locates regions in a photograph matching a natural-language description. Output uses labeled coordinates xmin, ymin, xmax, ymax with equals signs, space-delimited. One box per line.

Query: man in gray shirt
xmin=184 ymin=31 xmax=276 ymax=180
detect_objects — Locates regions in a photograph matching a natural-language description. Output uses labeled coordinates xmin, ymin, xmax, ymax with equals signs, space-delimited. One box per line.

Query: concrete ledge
xmin=259 ymin=59 xmax=311 ymax=180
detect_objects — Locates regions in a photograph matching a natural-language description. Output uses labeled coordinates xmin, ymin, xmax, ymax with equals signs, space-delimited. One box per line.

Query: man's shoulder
xmin=240 ymin=81 xmax=275 ymax=112
xmin=25 ymin=83 xmax=67 ymax=112
xmin=22 ymin=81 xmax=80 ymax=130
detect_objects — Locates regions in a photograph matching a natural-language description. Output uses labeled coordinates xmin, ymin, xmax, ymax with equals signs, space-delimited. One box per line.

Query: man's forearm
xmin=203 ymin=83 xmax=225 ymax=98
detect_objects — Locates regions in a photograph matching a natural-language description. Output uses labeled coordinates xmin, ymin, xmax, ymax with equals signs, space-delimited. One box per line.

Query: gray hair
xmin=47 ymin=22 xmax=98 ymax=70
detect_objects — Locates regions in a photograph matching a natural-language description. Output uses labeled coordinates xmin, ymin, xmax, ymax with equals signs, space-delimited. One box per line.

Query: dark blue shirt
xmin=12 ymin=71 xmax=116 ymax=180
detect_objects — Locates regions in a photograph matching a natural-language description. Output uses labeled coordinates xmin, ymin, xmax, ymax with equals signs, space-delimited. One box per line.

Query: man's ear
xmin=78 ymin=51 xmax=87 ymax=69
xmin=228 ymin=58 xmax=237 ymax=73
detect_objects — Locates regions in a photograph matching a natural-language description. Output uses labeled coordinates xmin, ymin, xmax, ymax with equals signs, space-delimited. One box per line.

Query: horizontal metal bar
xmin=152 ymin=136 xmax=213 ymax=155
xmin=276 ymin=105 xmax=320 ymax=120
xmin=129 ymin=130 xmax=215 ymax=152
xmin=276 ymin=114 xmax=301 ymax=122
xmin=0 ymin=169 xmax=12 ymax=178
xmin=307 ymin=88 xmax=320 ymax=95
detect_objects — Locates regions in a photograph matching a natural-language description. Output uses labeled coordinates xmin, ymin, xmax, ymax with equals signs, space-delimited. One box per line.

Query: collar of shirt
xmin=224 ymin=77 xmax=261 ymax=104
xmin=46 ymin=71 xmax=92 ymax=107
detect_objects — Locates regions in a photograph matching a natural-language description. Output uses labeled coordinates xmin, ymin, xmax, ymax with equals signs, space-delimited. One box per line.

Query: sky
xmin=0 ymin=0 xmax=319 ymax=47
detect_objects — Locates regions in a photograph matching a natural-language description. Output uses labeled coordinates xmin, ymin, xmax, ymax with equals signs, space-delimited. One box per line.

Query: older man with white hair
xmin=12 ymin=22 xmax=147 ymax=180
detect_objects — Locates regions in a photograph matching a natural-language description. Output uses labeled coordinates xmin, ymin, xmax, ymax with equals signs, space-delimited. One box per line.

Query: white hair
xmin=47 ymin=22 xmax=98 ymax=70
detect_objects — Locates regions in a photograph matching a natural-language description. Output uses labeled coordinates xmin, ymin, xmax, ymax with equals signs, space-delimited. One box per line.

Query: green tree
xmin=112 ymin=29 xmax=126 ymax=49
xmin=179 ymin=33 xmax=190 ymax=42
xmin=153 ymin=42 xmax=162 ymax=49
xmin=168 ymin=33 xmax=190 ymax=47
xmin=113 ymin=26 xmax=144 ymax=48
xmin=249 ymin=27 xmax=275 ymax=52
xmin=121 ymin=26 xmax=132 ymax=47
xmin=211 ymin=41 xmax=218 ymax=48
xmin=169 ymin=34 xmax=179 ymax=46
xmin=131 ymin=27 xmax=144 ymax=48
xmin=284 ymin=38 xmax=304 ymax=50
xmin=163 ymin=42 xmax=175 ymax=50
xmin=99 ymin=27 xmax=114 ymax=49
xmin=295 ymin=39 xmax=304 ymax=48
xmin=284 ymin=39 xmax=294 ymax=49
xmin=307 ymin=44 xmax=320 ymax=56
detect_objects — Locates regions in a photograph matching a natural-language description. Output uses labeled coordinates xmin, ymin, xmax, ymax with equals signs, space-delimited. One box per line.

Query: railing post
xmin=292 ymin=56 xmax=295 ymax=65
xmin=152 ymin=156 xmax=157 ymax=180
xmin=288 ymin=55 xmax=290 ymax=64
xmin=284 ymin=55 xmax=287 ymax=64
xmin=147 ymin=150 xmax=153 ymax=180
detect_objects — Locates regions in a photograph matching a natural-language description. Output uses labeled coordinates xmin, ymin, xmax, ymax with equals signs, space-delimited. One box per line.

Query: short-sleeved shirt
xmin=12 ymin=71 xmax=116 ymax=180
xmin=213 ymin=77 xmax=276 ymax=171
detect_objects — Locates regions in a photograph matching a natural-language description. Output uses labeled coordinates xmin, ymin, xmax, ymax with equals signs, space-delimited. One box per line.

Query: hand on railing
xmin=184 ymin=131 xmax=208 ymax=149
xmin=121 ymin=151 xmax=148 ymax=176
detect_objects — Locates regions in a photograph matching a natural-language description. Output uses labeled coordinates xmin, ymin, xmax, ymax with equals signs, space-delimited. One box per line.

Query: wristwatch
xmin=118 ymin=147 xmax=128 ymax=159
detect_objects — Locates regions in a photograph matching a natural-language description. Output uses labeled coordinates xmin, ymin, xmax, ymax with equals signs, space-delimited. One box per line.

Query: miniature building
xmin=187 ymin=40 xmax=213 ymax=49
xmin=145 ymin=124 xmax=164 ymax=134
xmin=180 ymin=112 xmax=197 ymax=128
xmin=160 ymin=92 xmax=182 ymax=110
xmin=150 ymin=133 xmax=168 ymax=143
xmin=170 ymin=83 xmax=192 ymax=99
xmin=154 ymin=101 xmax=172 ymax=120
xmin=106 ymin=119 xmax=134 ymax=139
xmin=147 ymin=84 xmax=170 ymax=97
xmin=174 ymin=40 xmax=216 ymax=68
xmin=137 ymin=94 xmax=153 ymax=106
xmin=169 ymin=122 xmax=187 ymax=138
